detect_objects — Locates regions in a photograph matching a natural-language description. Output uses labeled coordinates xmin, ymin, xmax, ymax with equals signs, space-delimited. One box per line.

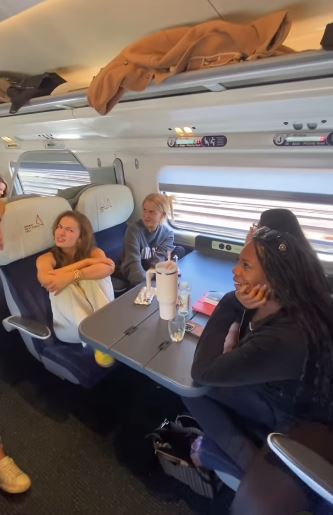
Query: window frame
xmin=12 ymin=150 xmax=92 ymax=196
xmin=160 ymin=183 xmax=333 ymax=259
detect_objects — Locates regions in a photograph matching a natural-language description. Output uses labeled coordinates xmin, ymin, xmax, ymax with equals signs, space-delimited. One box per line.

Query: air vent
xmin=38 ymin=133 xmax=54 ymax=140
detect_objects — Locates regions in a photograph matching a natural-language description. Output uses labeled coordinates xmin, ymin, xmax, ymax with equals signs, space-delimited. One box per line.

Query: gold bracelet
xmin=73 ymin=269 xmax=82 ymax=283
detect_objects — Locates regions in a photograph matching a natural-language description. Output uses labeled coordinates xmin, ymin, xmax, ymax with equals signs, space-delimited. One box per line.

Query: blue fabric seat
xmin=0 ymin=196 xmax=111 ymax=388
xmin=76 ymin=184 xmax=134 ymax=295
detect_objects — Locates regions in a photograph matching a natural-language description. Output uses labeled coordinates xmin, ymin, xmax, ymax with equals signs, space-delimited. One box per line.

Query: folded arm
xmin=192 ymin=313 xmax=306 ymax=387
xmin=36 ymin=248 xmax=114 ymax=295
xmin=192 ymin=291 xmax=244 ymax=367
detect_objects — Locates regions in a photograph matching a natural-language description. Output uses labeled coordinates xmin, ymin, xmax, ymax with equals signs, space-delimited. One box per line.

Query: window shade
xmin=161 ymin=188 xmax=333 ymax=258
xmin=16 ymin=150 xmax=91 ymax=196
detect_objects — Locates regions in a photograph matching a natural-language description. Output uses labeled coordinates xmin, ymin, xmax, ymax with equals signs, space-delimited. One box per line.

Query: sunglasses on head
xmin=253 ymin=226 xmax=288 ymax=253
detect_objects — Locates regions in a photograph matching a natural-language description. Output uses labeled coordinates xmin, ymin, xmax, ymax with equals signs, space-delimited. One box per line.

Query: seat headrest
xmin=57 ymin=184 xmax=93 ymax=207
xmin=76 ymin=184 xmax=134 ymax=232
xmin=0 ymin=196 xmax=71 ymax=265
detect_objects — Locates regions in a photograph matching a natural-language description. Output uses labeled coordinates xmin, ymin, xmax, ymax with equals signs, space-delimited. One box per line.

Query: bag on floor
xmin=148 ymin=414 xmax=220 ymax=498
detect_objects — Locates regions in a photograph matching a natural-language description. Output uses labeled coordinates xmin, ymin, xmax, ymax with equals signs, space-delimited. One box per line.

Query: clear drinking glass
xmin=168 ymin=313 xmax=186 ymax=342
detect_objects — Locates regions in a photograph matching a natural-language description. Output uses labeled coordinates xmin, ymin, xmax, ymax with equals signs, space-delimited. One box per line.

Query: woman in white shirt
xmin=37 ymin=210 xmax=115 ymax=347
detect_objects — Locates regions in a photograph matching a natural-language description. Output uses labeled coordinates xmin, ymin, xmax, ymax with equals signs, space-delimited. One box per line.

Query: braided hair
xmin=253 ymin=227 xmax=333 ymax=419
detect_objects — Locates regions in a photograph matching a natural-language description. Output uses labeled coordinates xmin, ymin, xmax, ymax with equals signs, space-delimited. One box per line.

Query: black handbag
xmin=6 ymin=72 xmax=66 ymax=113
xmin=148 ymin=415 xmax=221 ymax=499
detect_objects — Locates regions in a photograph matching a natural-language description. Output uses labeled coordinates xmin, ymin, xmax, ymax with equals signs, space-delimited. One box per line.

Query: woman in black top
xmin=184 ymin=225 xmax=333 ymax=481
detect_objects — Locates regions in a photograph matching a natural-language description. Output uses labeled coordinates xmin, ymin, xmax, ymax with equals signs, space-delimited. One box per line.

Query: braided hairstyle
xmin=253 ymin=227 xmax=333 ymax=418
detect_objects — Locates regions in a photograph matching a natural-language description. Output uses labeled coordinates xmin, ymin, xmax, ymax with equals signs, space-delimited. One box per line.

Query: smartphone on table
xmin=185 ymin=321 xmax=204 ymax=338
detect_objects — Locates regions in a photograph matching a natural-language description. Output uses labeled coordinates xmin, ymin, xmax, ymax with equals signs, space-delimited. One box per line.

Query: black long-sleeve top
xmin=191 ymin=292 xmax=317 ymax=417
xmin=192 ymin=291 xmax=307 ymax=387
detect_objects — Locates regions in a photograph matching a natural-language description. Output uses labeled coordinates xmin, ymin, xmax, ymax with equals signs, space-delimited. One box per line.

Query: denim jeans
xmin=191 ymin=433 xmax=243 ymax=478
xmin=183 ymin=384 xmax=295 ymax=480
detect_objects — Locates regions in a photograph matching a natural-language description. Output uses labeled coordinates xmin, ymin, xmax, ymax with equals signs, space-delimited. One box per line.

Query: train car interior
xmin=0 ymin=0 xmax=332 ymax=513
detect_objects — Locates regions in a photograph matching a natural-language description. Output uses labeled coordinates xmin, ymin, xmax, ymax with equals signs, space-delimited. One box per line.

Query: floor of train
xmin=0 ymin=324 xmax=234 ymax=515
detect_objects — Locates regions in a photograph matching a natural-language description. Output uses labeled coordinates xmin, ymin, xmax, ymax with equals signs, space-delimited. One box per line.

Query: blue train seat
xmin=76 ymin=184 xmax=134 ymax=294
xmin=0 ymin=196 xmax=112 ymax=387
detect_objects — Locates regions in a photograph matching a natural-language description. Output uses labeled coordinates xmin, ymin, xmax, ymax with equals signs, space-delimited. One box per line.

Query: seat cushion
xmin=94 ymin=223 xmax=127 ymax=263
xmin=42 ymin=342 xmax=111 ymax=388
xmin=2 ymin=253 xmax=112 ymax=387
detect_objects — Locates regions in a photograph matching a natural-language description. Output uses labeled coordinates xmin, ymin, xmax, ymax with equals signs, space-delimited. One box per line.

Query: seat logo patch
xmin=24 ymin=214 xmax=44 ymax=233
xmin=99 ymin=198 xmax=112 ymax=212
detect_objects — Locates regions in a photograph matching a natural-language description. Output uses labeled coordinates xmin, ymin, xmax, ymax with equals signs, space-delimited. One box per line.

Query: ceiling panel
xmin=0 ymin=0 xmax=332 ymax=90
xmin=0 ymin=0 xmax=46 ymax=22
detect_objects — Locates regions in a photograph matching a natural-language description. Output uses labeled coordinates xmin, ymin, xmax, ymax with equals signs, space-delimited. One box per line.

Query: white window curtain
xmin=161 ymin=187 xmax=333 ymax=258
xmin=15 ymin=150 xmax=91 ymax=196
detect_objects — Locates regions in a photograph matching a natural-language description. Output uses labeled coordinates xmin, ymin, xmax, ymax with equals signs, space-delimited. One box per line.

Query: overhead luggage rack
xmin=0 ymin=50 xmax=332 ymax=118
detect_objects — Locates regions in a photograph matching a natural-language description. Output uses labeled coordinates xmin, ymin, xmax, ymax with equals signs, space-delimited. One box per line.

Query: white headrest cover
xmin=0 ymin=196 xmax=71 ymax=265
xmin=76 ymin=184 xmax=134 ymax=232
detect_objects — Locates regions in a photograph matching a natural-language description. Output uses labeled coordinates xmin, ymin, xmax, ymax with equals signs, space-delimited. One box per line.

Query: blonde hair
xmin=142 ymin=193 xmax=171 ymax=222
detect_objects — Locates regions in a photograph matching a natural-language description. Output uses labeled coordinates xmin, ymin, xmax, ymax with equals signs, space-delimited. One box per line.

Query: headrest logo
xmin=24 ymin=214 xmax=44 ymax=233
xmin=99 ymin=197 xmax=112 ymax=213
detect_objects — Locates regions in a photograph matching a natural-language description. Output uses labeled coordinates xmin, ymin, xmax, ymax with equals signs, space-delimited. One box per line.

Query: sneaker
xmin=0 ymin=456 xmax=31 ymax=493
xmin=94 ymin=350 xmax=115 ymax=368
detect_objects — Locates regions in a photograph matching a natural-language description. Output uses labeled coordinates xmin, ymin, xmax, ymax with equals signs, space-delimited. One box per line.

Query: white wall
xmin=1 ymin=136 xmax=333 ymax=205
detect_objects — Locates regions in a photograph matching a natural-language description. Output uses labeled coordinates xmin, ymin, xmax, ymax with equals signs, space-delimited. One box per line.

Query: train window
xmin=160 ymin=164 xmax=333 ymax=260
xmin=14 ymin=150 xmax=91 ymax=196
xmin=161 ymin=188 xmax=333 ymax=260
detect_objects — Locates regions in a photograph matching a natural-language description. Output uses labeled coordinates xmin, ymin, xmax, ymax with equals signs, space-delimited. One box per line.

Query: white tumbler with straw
xmin=146 ymin=256 xmax=178 ymax=320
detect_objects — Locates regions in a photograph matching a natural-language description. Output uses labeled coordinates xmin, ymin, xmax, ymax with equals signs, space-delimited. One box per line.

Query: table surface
xmin=79 ymin=250 xmax=237 ymax=396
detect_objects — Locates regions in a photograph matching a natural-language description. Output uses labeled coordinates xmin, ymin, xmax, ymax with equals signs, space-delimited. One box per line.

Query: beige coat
xmin=88 ymin=10 xmax=293 ymax=115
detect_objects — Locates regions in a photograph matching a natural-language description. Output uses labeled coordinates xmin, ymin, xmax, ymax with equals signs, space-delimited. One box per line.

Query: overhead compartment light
xmin=174 ymin=127 xmax=184 ymax=135
xmin=174 ymin=127 xmax=195 ymax=135
xmin=1 ymin=136 xmax=19 ymax=149
xmin=54 ymin=134 xmax=81 ymax=140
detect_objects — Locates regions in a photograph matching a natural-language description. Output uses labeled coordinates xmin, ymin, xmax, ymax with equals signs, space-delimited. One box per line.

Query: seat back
xmin=56 ymin=184 xmax=94 ymax=208
xmin=0 ymin=196 xmax=110 ymax=387
xmin=268 ymin=429 xmax=333 ymax=506
xmin=76 ymin=184 xmax=134 ymax=264
xmin=0 ymin=196 xmax=70 ymax=358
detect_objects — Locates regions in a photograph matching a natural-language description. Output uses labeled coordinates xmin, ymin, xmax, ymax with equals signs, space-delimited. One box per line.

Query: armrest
xmin=2 ymin=315 xmax=51 ymax=340
xmin=267 ymin=433 xmax=333 ymax=505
